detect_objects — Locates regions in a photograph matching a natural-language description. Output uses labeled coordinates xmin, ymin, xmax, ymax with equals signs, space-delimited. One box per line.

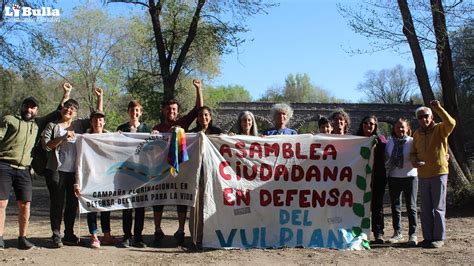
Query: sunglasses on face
xmin=64 ymin=104 xmax=78 ymax=111
xmin=417 ymin=114 xmax=430 ymax=120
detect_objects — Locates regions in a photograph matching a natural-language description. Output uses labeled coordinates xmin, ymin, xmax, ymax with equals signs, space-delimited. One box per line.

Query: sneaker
xmin=133 ymin=237 xmax=147 ymax=248
xmin=0 ymin=236 xmax=4 ymax=250
xmin=407 ymin=235 xmax=417 ymax=246
xmin=90 ymin=236 xmax=101 ymax=249
xmin=120 ymin=237 xmax=132 ymax=248
xmin=52 ymin=234 xmax=63 ymax=248
xmin=418 ymin=239 xmax=432 ymax=248
xmin=174 ymin=230 xmax=185 ymax=246
xmin=153 ymin=231 xmax=165 ymax=247
xmin=388 ymin=233 xmax=404 ymax=244
xmin=101 ymin=235 xmax=118 ymax=246
xmin=430 ymin=240 xmax=444 ymax=248
xmin=63 ymin=234 xmax=80 ymax=246
xmin=18 ymin=236 xmax=35 ymax=250
xmin=372 ymin=234 xmax=384 ymax=244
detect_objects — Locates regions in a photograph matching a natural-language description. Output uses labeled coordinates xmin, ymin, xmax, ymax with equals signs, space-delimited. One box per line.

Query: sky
xmin=52 ymin=0 xmax=437 ymax=102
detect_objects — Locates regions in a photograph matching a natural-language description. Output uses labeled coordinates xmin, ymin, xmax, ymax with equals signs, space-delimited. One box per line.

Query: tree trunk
xmin=430 ymin=0 xmax=472 ymax=181
xmin=397 ymin=0 xmax=471 ymax=188
xmin=397 ymin=0 xmax=435 ymax=104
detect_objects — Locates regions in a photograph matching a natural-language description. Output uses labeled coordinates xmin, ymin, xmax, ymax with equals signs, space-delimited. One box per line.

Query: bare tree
xmin=357 ymin=65 xmax=417 ymax=103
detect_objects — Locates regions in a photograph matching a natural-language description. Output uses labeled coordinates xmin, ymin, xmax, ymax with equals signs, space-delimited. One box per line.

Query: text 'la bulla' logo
xmin=4 ymin=4 xmax=60 ymax=21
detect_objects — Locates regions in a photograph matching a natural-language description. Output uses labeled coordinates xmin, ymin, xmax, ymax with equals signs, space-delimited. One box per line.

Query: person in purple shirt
xmin=262 ymin=103 xmax=297 ymax=135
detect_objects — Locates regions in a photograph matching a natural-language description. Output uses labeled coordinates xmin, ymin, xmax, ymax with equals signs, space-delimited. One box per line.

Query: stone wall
xmin=215 ymin=102 xmax=421 ymax=134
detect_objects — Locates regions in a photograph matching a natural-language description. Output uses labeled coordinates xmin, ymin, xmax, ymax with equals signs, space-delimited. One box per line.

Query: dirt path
xmin=1 ymin=178 xmax=473 ymax=264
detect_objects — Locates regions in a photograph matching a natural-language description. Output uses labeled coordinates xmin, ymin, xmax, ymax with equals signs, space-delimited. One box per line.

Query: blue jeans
xmin=388 ymin=176 xmax=418 ymax=236
xmin=87 ymin=211 xmax=111 ymax=235
xmin=419 ymin=175 xmax=447 ymax=241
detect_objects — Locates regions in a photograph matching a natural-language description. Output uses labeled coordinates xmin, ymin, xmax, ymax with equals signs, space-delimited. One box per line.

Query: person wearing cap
xmin=41 ymin=85 xmax=103 ymax=248
xmin=410 ymin=100 xmax=456 ymax=249
xmin=0 ymin=83 xmax=72 ymax=250
xmin=116 ymin=100 xmax=151 ymax=248
xmin=73 ymin=109 xmax=117 ymax=249
xmin=151 ymin=79 xmax=203 ymax=247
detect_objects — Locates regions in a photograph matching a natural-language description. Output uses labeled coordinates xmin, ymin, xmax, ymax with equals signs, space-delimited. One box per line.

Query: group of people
xmin=0 ymin=79 xmax=455 ymax=250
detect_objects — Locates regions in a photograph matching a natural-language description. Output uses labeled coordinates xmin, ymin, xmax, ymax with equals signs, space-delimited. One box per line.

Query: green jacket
xmin=0 ymin=115 xmax=38 ymax=168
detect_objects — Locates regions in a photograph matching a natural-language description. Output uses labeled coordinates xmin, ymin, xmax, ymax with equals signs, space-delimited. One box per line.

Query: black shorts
xmin=153 ymin=204 xmax=187 ymax=213
xmin=0 ymin=162 xmax=32 ymax=201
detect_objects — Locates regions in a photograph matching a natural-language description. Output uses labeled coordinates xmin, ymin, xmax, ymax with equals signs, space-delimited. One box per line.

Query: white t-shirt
xmin=385 ymin=136 xmax=418 ymax=178
xmin=58 ymin=127 xmax=77 ymax=173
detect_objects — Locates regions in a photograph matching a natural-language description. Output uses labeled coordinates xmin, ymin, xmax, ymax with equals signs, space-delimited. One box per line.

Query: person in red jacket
xmin=152 ymin=79 xmax=203 ymax=247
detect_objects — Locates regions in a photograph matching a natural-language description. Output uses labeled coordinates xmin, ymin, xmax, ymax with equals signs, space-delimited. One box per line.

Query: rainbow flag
xmin=167 ymin=126 xmax=189 ymax=176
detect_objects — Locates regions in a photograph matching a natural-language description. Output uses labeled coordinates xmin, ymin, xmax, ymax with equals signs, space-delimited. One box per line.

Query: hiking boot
xmin=388 ymin=233 xmax=404 ymax=244
xmin=18 ymin=236 xmax=35 ymax=250
xmin=133 ymin=236 xmax=147 ymax=248
xmin=153 ymin=231 xmax=165 ymax=247
xmin=0 ymin=236 xmax=4 ymax=250
xmin=174 ymin=230 xmax=185 ymax=246
xmin=52 ymin=234 xmax=63 ymax=248
xmin=120 ymin=237 xmax=132 ymax=248
xmin=63 ymin=234 xmax=80 ymax=246
xmin=430 ymin=240 xmax=444 ymax=248
xmin=407 ymin=235 xmax=417 ymax=246
xmin=372 ymin=234 xmax=384 ymax=244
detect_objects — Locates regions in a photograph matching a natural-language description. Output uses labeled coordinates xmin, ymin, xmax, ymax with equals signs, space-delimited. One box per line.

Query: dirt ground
xmin=1 ymin=178 xmax=473 ymax=265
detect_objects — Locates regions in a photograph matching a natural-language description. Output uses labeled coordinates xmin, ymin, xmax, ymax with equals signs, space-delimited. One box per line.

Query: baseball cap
xmin=22 ymin=96 xmax=39 ymax=107
xmin=90 ymin=110 xmax=106 ymax=119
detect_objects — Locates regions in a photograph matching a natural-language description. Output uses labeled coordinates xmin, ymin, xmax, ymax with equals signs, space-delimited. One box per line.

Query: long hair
xmin=237 ymin=111 xmax=258 ymax=136
xmin=329 ymin=108 xmax=350 ymax=134
xmin=356 ymin=115 xmax=379 ymax=136
xmin=195 ymin=106 xmax=213 ymax=130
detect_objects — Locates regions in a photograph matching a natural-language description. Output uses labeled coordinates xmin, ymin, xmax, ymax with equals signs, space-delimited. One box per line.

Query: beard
xmin=21 ymin=110 xmax=36 ymax=121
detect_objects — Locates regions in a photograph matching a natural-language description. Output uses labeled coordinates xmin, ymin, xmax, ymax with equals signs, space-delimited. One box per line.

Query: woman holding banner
xmin=41 ymin=85 xmax=103 ymax=248
xmin=190 ymin=106 xmax=223 ymax=135
xmin=262 ymin=103 xmax=297 ymax=135
xmin=356 ymin=115 xmax=387 ymax=244
xmin=189 ymin=106 xmax=222 ymax=248
xmin=116 ymin=100 xmax=151 ymax=248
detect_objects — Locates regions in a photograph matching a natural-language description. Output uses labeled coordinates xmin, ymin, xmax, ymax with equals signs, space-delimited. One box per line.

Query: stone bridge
xmin=215 ymin=102 xmax=421 ymax=134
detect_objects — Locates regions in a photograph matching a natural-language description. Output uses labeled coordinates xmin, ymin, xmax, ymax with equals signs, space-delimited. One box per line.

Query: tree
xmin=0 ymin=0 xmax=49 ymax=67
xmin=340 ymin=0 xmax=472 ymax=185
xmin=357 ymin=65 xmax=418 ymax=103
xmin=27 ymin=4 xmax=131 ymax=129
xmin=259 ymin=73 xmax=341 ymax=103
xmin=203 ymin=84 xmax=252 ymax=108
xmin=123 ymin=14 xmax=222 ymax=125
xmin=108 ymin=0 xmax=274 ymax=101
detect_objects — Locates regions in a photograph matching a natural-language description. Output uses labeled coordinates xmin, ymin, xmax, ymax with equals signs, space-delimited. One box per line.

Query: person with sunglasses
xmin=41 ymin=84 xmax=103 ymax=248
xmin=356 ymin=115 xmax=387 ymax=244
xmin=410 ymin=100 xmax=456 ymax=248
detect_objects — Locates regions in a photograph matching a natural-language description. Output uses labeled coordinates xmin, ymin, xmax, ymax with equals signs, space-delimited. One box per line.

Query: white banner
xmin=76 ymin=132 xmax=202 ymax=213
xmin=201 ymin=134 xmax=374 ymax=249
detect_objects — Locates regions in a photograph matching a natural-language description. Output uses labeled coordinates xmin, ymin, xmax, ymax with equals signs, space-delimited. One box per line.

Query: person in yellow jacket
xmin=410 ymin=100 xmax=456 ymax=249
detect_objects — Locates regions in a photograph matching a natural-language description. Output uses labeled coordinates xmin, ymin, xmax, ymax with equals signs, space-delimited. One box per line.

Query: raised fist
xmin=63 ymin=82 xmax=73 ymax=93
xmin=192 ymin=79 xmax=202 ymax=89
